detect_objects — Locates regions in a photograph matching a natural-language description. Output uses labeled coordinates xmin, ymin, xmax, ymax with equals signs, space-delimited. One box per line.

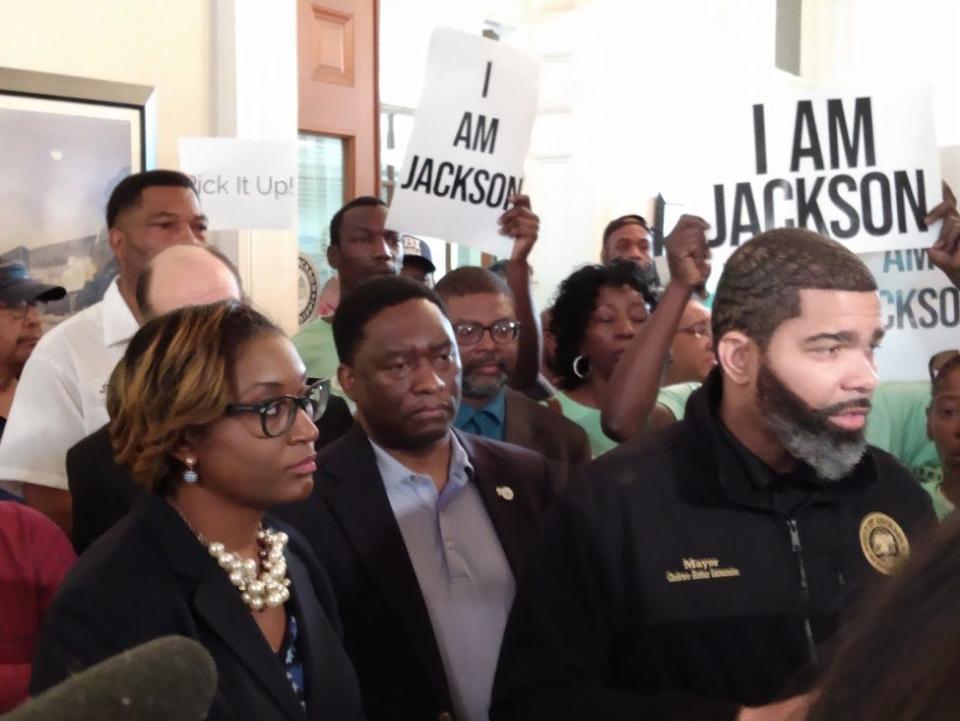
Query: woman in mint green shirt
xmin=549 ymin=262 xmax=655 ymax=458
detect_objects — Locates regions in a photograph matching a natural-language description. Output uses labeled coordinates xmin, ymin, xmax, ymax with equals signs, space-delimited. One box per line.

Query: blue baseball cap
xmin=401 ymin=235 xmax=436 ymax=274
xmin=0 ymin=263 xmax=66 ymax=305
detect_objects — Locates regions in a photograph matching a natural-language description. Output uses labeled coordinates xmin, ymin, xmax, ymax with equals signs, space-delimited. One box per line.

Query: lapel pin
xmin=495 ymin=486 xmax=514 ymax=501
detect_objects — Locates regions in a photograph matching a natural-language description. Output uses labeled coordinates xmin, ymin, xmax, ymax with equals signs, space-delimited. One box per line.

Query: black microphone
xmin=3 ymin=636 xmax=217 ymax=721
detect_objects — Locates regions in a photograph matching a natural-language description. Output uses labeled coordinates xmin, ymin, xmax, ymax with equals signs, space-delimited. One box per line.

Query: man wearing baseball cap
xmin=0 ymin=263 xmax=65 ymax=447
xmin=400 ymin=235 xmax=437 ymax=286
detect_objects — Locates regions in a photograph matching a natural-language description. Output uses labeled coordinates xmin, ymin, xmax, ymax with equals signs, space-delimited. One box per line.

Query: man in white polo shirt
xmin=0 ymin=170 xmax=208 ymax=533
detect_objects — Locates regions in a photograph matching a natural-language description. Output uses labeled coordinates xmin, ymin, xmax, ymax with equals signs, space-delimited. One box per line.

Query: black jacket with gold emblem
xmin=491 ymin=372 xmax=936 ymax=721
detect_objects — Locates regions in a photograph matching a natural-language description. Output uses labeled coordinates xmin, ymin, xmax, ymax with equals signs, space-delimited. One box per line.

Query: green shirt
xmin=919 ymin=478 xmax=954 ymax=520
xmin=655 ymin=380 xmax=945 ymax=514
xmin=556 ymin=392 xmax=618 ymax=459
xmin=292 ymin=318 xmax=354 ymax=411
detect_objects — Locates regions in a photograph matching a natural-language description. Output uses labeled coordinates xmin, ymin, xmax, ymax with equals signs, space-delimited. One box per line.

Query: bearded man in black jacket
xmin=491 ymin=226 xmax=936 ymax=721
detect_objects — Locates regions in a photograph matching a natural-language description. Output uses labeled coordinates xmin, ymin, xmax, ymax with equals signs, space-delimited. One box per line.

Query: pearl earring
xmin=183 ymin=457 xmax=199 ymax=484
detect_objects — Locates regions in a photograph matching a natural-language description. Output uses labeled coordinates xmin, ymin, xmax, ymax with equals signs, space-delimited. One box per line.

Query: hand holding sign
xmin=665 ymin=215 xmax=712 ymax=296
xmin=499 ymin=194 xmax=539 ymax=263
xmin=926 ymin=181 xmax=960 ymax=287
xmin=386 ymin=29 xmax=539 ymax=256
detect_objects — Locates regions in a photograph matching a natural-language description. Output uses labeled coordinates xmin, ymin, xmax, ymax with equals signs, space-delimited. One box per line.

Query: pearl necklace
xmin=205 ymin=526 xmax=291 ymax=612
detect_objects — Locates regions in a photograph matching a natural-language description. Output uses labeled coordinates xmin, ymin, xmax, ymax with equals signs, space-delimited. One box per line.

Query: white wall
xmin=0 ymin=0 xmax=301 ymax=332
xmin=0 ymin=0 xmax=213 ymax=169
xmin=801 ymin=0 xmax=960 ymax=189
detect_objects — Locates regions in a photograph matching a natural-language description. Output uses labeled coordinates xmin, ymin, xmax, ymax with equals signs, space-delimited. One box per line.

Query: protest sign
xmin=659 ymin=88 xmax=941 ymax=261
xmin=179 ymin=138 xmax=297 ymax=230
xmin=386 ymin=29 xmax=539 ymax=256
xmin=864 ymin=248 xmax=957 ymax=381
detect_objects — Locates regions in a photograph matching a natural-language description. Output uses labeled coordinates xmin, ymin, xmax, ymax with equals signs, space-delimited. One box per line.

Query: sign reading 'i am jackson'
xmin=386 ymin=29 xmax=539 ymax=256
xmin=662 ymin=88 xmax=942 ymax=259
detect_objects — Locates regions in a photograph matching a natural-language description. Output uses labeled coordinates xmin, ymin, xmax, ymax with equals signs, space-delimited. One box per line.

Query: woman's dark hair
xmin=806 ymin=514 xmax=957 ymax=721
xmin=108 ymin=301 xmax=282 ymax=496
xmin=549 ymin=260 xmax=653 ymax=391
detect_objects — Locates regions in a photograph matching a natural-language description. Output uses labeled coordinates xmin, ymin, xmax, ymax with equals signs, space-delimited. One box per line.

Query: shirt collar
xmin=369 ymin=431 xmax=474 ymax=491
xmin=455 ymin=387 xmax=507 ymax=428
xmin=102 ymin=278 xmax=139 ymax=349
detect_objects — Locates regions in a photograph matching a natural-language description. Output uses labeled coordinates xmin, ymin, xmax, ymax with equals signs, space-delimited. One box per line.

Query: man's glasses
xmin=676 ymin=321 xmax=712 ymax=339
xmin=930 ymin=350 xmax=960 ymax=381
xmin=453 ymin=319 xmax=521 ymax=346
xmin=0 ymin=300 xmax=43 ymax=320
xmin=225 ymin=378 xmax=330 ymax=438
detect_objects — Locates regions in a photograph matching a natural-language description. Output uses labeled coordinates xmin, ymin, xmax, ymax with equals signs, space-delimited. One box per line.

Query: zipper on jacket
xmin=786 ymin=518 xmax=818 ymax=665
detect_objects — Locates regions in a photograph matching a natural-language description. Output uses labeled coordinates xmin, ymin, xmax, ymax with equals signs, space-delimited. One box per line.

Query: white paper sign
xmin=386 ymin=29 xmax=539 ymax=256
xmin=864 ymin=248 xmax=958 ymax=381
xmin=663 ymin=89 xmax=941 ymax=263
xmin=179 ymin=138 xmax=297 ymax=230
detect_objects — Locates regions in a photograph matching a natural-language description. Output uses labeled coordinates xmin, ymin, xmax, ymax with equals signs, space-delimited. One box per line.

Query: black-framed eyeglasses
xmin=676 ymin=321 xmax=712 ymax=339
xmin=225 ymin=378 xmax=330 ymax=438
xmin=453 ymin=319 xmax=521 ymax=346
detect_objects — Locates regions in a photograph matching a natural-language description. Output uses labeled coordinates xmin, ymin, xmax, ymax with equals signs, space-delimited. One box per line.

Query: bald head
xmin=135 ymin=244 xmax=242 ymax=320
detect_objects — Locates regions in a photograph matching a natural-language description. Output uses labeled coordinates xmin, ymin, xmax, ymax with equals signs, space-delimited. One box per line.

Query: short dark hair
xmin=602 ymin=214 xmax=650 ymax=245
xmin=549 ymin=260 xmax=654 ymax=391
xmin=434 ymin=266 xmax=512 ymax=301
xmin=106 ymin=170 xmax=199 ymax=227
xmin=329 ymin=196 xmax=387 ymax=247
xmin=712 ymin=228 xmax=877 ymax=350
xmin=135 ymin=245 xmax=243 ymax=319
xmin=333 ymin=275 xmax=448 ymax=365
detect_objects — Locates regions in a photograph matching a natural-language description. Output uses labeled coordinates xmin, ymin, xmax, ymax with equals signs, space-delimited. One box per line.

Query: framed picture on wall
xmin=0 ymin=68 xmax=155 ymax=325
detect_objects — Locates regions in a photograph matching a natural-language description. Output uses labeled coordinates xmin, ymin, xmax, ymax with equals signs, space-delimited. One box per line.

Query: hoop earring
xmin=572 ymin=355 xmax=591 ymax=380
xmin=183 ymin=457 xmax=199 ymax=484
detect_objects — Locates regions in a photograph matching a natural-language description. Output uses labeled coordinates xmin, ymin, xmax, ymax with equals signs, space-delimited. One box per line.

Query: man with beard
xmin=437 ymin=267 xmax=590 ymax=489
xmin=491 ymin=228 xmax=936 ymax=721
xmin=275 ymin=275 xmax=553 ymax=721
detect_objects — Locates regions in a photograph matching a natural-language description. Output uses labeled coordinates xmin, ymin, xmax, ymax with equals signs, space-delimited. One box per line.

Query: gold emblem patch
xmin=859 ymin=512 xmax=910 ymax=575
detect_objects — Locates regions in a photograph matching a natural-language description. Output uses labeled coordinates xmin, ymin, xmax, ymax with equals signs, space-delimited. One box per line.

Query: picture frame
xmin=0 ymin=67 xmax=156 ymax=322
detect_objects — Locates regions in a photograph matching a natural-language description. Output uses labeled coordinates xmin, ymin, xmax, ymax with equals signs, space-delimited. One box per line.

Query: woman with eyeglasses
xmin=663 ymin=299 xmax=715 ymax=386
xmin=32 ymin=302 xmax=363 ymax=721
xmin=549 ymin=260 xmax=654 ymax=457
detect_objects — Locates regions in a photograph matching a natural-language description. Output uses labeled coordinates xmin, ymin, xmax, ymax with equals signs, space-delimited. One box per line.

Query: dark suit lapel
xmin=503 ymin=389 xmax=535 ymax=450
xmin=321 ymin=426 xmax=451 ymax=705
xmin=286 ymin=552 xmax=342 ymax=721
xmin=135 ymin=496 xmax=307 ymax=721
xmin=455 ymin=430 xmax=537 ymax=579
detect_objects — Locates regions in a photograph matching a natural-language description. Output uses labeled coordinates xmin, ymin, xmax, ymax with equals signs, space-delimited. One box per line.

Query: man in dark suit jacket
xmin=275 ymin=276 xmax=554 ymax=721
xmin=68 ymin=393 xmax=353 ymax=555
xmin=435 ymin=267 xmax=590 ymax=488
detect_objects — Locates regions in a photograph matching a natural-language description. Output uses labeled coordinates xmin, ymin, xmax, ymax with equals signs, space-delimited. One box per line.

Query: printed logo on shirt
xmin=665 ymin=557 xmax=741 ymax=584
xmin=859 ymin=512 xmax=910 ymax=575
